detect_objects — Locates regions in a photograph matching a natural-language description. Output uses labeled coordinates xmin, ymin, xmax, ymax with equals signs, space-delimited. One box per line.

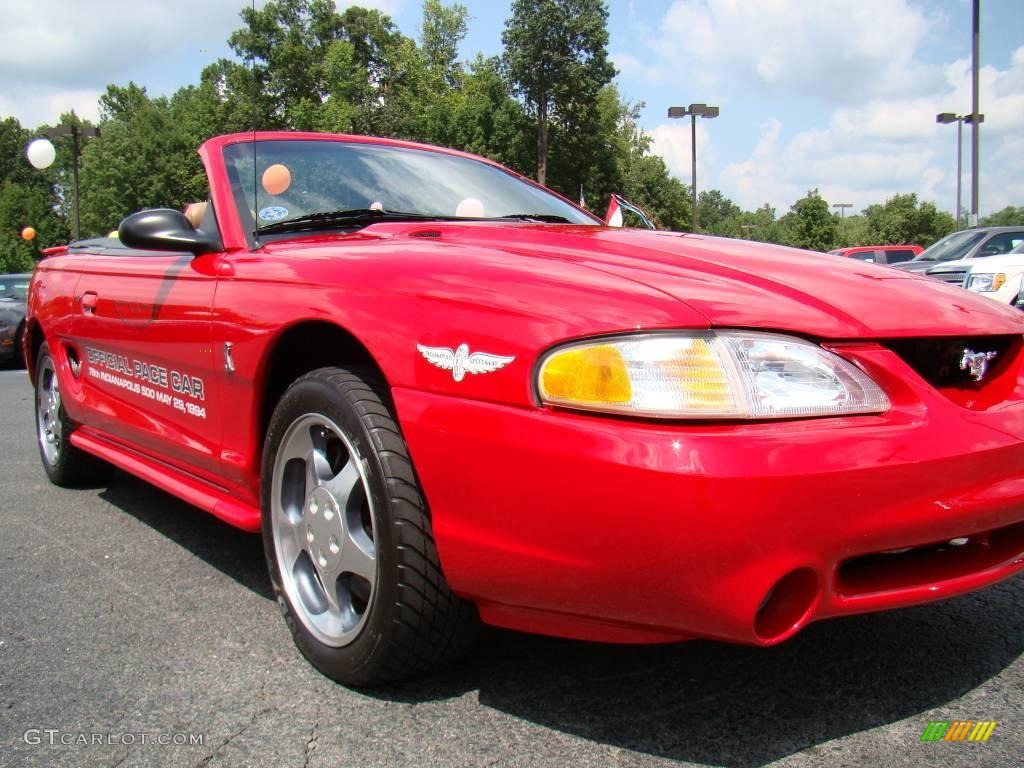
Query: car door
xmin=975 ymin=231 xmax=1024 ymax=258
xmin=71 ymin=239 xmax=223 ymax=483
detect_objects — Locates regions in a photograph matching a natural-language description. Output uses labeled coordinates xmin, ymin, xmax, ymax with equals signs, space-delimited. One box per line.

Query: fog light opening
xmin=754 ymin=567 xmax=819 ymax=643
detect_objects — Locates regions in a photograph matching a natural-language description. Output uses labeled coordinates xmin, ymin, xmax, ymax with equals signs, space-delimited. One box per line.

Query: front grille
xmin=928 ymin=269 xmax=968 ymax=285
xmin=885 ymin=336 xmax=1018 ymax=387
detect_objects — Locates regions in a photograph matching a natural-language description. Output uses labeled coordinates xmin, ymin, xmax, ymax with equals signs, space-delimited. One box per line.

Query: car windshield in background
xmin=0 ymin=281 xmax=29 ymax=301
xmin=223 ymin=140 xmax=598 ymax=236
xmin=911 ymin=230 xmax=986 ymax=262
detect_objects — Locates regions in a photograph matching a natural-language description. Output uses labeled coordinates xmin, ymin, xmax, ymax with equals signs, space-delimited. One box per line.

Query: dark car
xmin=0 ymin=273 xmax=30 ymax=367
xmin=893 ymin=226 xmax=1024 ymax=274
xmin=827 ymin=245 xmax=922 ymax=264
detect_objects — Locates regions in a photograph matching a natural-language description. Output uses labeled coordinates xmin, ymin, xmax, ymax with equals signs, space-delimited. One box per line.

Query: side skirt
xmin=70 ymin=430 xmax=262 ymax=532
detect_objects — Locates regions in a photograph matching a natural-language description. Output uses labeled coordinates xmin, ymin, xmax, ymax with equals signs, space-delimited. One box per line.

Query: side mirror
xmin=977 ymin=245 xmax=1001 ymax=257
xmin=605 ymin=194 xmax=657 ymax=230
xmin=118 ymin=208 xmax=222 ymax=255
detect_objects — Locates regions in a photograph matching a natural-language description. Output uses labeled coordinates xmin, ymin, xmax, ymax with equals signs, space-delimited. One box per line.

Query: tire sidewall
xmin=261 ymin=371 xmax=402 ymax=684
xmin=34 ymin=343 xmax=62 ymax=484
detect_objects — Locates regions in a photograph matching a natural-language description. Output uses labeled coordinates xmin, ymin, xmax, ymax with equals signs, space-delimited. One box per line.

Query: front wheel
xmin=261 ymin=367 xmax=480 ymax=685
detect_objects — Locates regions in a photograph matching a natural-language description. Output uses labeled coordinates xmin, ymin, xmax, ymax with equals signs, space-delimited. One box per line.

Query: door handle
xmin=80 ymin=291 xmax=98 ymax=315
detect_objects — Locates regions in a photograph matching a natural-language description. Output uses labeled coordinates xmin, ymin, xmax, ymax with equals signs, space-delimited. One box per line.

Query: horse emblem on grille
xmin=417 ymin=343 xmax=515 ymax=382
xmin=960 ymin=349 xmax=998 ymax=382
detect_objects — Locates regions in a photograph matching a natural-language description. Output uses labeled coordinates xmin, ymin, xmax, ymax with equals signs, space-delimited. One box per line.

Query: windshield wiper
xmin=257 ymin=208 xmax=456 ymax=235
xmin=495 ymin=213 xmax=571 ymax=223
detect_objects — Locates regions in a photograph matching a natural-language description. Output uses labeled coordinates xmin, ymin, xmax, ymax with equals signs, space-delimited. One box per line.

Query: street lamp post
xmin=28 ymin=123 xmax=100 ymax=241
xmin=936 ymin=112 xmax=983 ymax=229
xmin=832 ymin=203 xmax=852 ymax=242
xmin=668 ymin=103 xmax=719 ymax=232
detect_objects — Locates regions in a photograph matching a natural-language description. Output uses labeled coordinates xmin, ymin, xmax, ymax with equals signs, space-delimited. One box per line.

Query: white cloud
xmin=648 ymin=0 xmax=943 ymax=104
xmin=649 ymin=120 xmax=716 ymax=183
xmin=711 ymin=46 xmax=1024 ymax=216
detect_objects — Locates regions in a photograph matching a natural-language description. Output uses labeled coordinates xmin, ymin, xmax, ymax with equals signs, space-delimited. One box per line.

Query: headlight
xmin=967 ymin=273 xmax=1005 ymax=293
xmin=537 ymin=331 xmax=890 ymax=419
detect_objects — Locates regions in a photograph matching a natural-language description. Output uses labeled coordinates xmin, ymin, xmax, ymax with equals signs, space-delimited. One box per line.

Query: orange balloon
xmin=262 ymin=164 xmax=292 ymax=196
xmin=21 ymin=226 xmax=36 ymax=241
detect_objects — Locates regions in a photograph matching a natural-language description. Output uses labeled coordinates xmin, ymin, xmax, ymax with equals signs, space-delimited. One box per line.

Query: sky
xmin=1 ymin=0 xmax=1022 ymax=217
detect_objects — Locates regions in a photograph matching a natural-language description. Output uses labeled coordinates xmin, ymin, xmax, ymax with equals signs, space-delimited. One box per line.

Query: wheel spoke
xmin=325 ymin=458 xmax=360 ymax=504
xmin=308 ymin=427 xmax=334 ymax=487
xmin=318 ymin=562 xmax=344 ymax=611
xmin=339 ymin=531 xmax=376 ymax=582
xmin=277 ymin=423 xmax=315 ymax=466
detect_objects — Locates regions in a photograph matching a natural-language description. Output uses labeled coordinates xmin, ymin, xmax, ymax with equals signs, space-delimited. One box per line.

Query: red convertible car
xmin=24 ymin=132 xmax=1024 ymax=685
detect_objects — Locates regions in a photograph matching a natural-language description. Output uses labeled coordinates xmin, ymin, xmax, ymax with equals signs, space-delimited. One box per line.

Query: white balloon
xmin=26 ymin=138 xmax=56 ymax=170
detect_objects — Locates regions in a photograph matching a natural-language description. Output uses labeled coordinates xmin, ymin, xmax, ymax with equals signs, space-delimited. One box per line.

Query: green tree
xmin=863 ymin=193 xmax=955 ymax=248
xmin=980 ymin=206 xmax=1024 ymax=227
xmin=697 ymin=189 xmax=742 ymax=236
xmin=735 ymin=203 xmax=784 ymax=244
xmin=0 ymin=117 xmax=69 ymax=267
xmin=786 ymin=189 xmax=839 ymax=251
xmin=420 ymin=0 xmax=468 ymax=87
xmin=502 ymin=0 xmax=616 ymax=187
xmin=77 ymin=84 xmax=200 ymax=237
xmin=447 ymin=55 xmax=533 ymax=172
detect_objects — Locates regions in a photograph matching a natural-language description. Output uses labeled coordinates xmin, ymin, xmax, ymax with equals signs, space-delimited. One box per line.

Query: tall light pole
xmin=832 ymin=202 xmax=852 ymax=241
xmin=28 ymin=123 xmax=99 ymax=241
xmin=936 ymin=112 xmax=982 ymax=229
xmin=970 ymin=0 xmax=980 ymax=225
xmin=668 ymin=103 xmax=719 ymax=232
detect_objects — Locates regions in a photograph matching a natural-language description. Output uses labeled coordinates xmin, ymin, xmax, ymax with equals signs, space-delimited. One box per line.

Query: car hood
xmin=373 ymin=224 xmax=1024 ymax=339
xmin=891 ymin=259 xmax=943 ymax=273
xmin=930 ymin=254 xmax=1024 ymax=272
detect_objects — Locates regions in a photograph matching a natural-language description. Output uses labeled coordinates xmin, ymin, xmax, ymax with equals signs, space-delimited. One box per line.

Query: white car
xmin=927 ymin=240 xmax=1024 ymax=305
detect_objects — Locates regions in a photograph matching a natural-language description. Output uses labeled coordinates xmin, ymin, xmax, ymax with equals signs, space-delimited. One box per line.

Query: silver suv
xmin=892 ymin=226 xmax=1024 ymax=278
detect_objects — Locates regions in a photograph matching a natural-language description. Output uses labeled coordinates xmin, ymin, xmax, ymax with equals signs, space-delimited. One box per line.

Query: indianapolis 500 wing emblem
xmin=417 ymin=343 xmax=515 ymax=382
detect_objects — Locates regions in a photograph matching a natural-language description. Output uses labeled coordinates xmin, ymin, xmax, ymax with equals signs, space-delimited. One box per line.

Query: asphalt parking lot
xmin=0 ymin=366 xmax=1022 ymax=768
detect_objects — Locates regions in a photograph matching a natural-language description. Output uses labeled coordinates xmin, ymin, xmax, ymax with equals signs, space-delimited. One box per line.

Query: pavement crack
xmin=303 ymin=702 xmax=323 ymax=768
xmin=193 ymin=666 xmax=275 ymax=767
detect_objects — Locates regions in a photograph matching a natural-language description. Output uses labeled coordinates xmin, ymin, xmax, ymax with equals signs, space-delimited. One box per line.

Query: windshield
xmin=223 ymin=140 xmax=598 ymax=237
xmin=911 ymin=230 xmax=985 ymax=262
xmin=0 ymin=278 xmax=29 ymax=301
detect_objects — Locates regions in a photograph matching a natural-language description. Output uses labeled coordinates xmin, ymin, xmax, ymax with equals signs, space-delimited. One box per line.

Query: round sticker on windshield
xmin=259 ymin=205 xmax=289 ymax=222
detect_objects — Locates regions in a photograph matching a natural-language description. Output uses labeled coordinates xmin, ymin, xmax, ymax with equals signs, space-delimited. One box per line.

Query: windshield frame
xmin=219 ymin=135 xmax=602 ymax=246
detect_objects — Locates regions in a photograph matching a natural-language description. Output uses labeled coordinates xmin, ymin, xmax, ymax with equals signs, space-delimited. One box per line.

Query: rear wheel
xmin=35 ymin=342 xmax=109 ymax=486
xmin=262 ymin=366 xmax=480 ymax=685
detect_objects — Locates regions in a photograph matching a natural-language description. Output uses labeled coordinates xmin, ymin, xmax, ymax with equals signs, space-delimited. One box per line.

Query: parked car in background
xmin=894 ymin=226 xmax=1024 ymax=274
xmin=0 ymin=273 xmax=30 ymax=367
xmin=929 ymin=241 xmax=1024 ymax=305
xmin=827 ymin=245 xmax=922 ymax=264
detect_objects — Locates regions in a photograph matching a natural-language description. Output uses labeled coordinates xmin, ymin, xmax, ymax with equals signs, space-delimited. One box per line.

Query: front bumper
xmin=393 ymin=343 xmax=1024 ymax=646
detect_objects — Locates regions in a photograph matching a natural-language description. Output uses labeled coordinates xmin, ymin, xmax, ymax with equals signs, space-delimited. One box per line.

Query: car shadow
xmin=372 ymin=578 xmax=1024 ymax=766
xmin=98 ymin=470 xmax=273 ymax=601
xmin=92 ymin=469 xmax=1024 ymax=765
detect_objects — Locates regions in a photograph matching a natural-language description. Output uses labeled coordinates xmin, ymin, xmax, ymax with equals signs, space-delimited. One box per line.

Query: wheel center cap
xmin=305 ymin=487 xmax=344 ymax=569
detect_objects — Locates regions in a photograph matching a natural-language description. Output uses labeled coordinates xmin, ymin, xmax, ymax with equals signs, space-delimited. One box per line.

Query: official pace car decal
xmin=258 ymin=205 xmax=289 ymax=222
xmin=84 ymin=346 xmax=207 ymax=419
xmin=416 ymin=343 xmax=515 ymax=382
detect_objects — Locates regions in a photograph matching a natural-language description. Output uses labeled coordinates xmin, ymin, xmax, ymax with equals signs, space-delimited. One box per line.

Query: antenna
xmin=251 ymin=0 xmax=260 ymax=247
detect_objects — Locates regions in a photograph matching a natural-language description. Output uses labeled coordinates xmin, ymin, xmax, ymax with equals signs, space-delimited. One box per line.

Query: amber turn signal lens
xmin=540 ymin=344 xmax=632 ymax=405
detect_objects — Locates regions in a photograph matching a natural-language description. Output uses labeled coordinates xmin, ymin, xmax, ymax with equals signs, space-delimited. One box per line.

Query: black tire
xmin=34 ymin=342 xmax=110 ymax=486
xmin=261 ymin=366 xmax=480 ymax=685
